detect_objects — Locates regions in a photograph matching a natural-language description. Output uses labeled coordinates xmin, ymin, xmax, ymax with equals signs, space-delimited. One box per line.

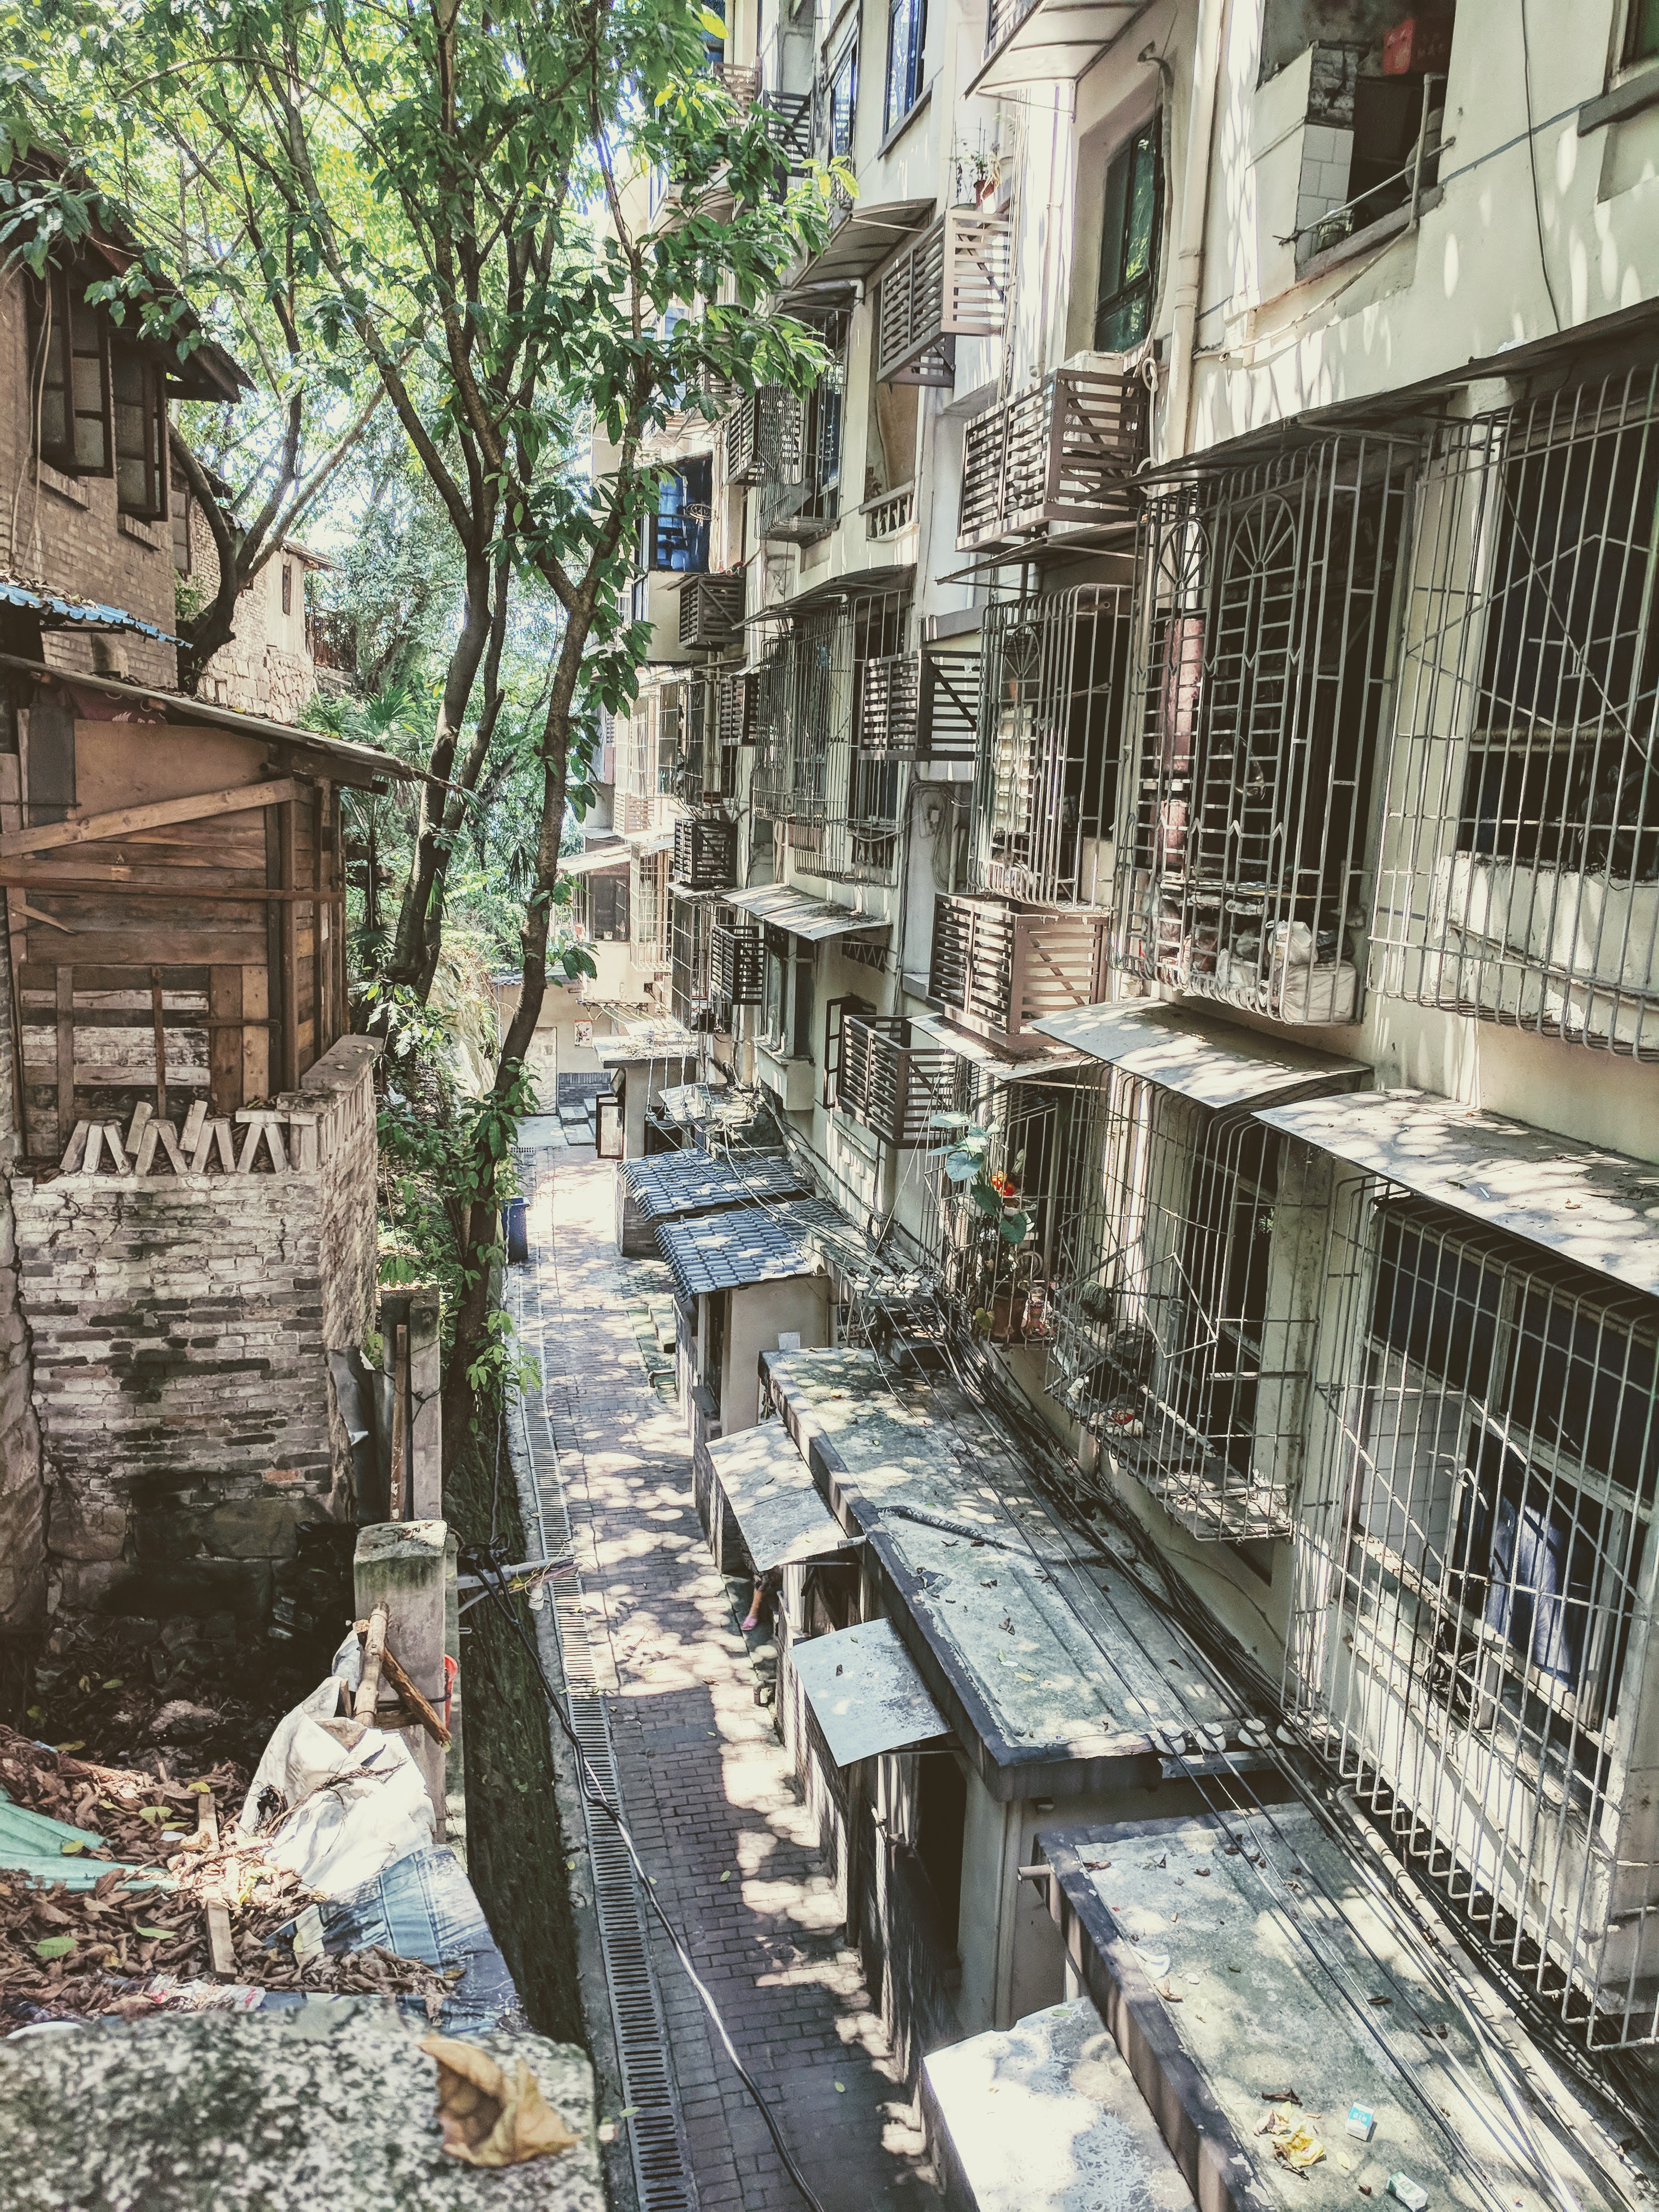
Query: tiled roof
xmin=655 ymin=1196 xmax=881 ymax=1301
xmin=622 ymin=1148 xmax=806 ymax=1223
xmin=0 ymin=577 xmax=180 ymax=645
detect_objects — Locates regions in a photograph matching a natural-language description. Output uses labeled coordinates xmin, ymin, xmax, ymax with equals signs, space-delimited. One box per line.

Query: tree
xmin=21 ymin=0 xmax=837 ymax=1454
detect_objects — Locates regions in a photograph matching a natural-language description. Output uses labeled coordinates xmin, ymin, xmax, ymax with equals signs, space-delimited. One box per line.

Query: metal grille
xmin=874 ymin=208 xmax=1009 ymax=387
xmin=927 ymin=893 xmax=1109 ymax=1052
xmin=671 ymin=817 xmax=737 ymax=893
xmin=836 ymin=1015 xmax=957 ymax=1146
xmin=678 ymin=572 xmax=744 ymax=651
xmin=919 ymin=1067 xmax=1090 ymax=1341
xmin=1369 ymin=363 xmax=1659 ymax=1056
xmin=670 ymin=893 xmax=734 ymax=1023
xmin=958 ymin=370 xmax=1146 ymax=551
xmin=716 ymin=668 xmax=755 ymax=747
xmin=975 ymin=586 xmax=1132 ymax=905
xmin=1288 ymin=1180 xmax=1659 ymax=2044
xmin=1046 ymin=1074 xmax=1329 ymax=1539
xmin=1115 ymin=432 xmax=1416 ymax=1023
xmin=711 ymin=921 xmax=762 ymax=1005
xmin=748 ymin=592 xmax=910 ymax=884
xmin=722 ymin=387 xmax=798 ymax=485
xmin=632 ymin=848 xmax=672 ymax=972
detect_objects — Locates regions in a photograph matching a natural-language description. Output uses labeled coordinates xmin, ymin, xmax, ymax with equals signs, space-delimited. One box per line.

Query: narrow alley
xmin=511 ymin=1127 xmax=928 ymax=2212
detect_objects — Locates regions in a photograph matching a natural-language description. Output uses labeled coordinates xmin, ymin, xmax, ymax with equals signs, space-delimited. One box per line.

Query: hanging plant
xmin=928 ymin=1113 xmax=1030 ymax=1245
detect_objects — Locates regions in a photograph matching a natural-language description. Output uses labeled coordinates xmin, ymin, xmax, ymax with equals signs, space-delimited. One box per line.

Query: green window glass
xmin=1094 ymin=121 xmax=1160 ymax=354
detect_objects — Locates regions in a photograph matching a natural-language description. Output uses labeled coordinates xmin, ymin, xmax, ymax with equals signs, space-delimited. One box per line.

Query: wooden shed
xmin=0 ymin=650 xmax=410 ymax=1168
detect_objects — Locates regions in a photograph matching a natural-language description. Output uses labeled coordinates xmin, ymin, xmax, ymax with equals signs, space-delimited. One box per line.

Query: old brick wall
xmin=13 ymin=1038 xmax=383 ymax=1625
xmin=0 ymin=274 xmax=178 ymax=689
xmin=186 ymin=507 xmax=320 ymax=722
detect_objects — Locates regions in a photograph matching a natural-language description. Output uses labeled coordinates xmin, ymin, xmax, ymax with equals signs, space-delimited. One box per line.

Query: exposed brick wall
xmin=13 ymin=1038 xmax=383 ymax=1625
xmin=0 ymin=274 xmax=178 ymax=690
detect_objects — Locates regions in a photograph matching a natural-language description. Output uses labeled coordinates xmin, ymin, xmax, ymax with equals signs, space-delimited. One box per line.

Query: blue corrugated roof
xmin=0 ymin=577 xmax=182 ymax=646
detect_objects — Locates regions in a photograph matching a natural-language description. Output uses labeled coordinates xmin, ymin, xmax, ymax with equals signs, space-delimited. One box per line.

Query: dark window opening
xmin=913 ymin=1752 xmax=966 ymax=1950
xmin=1625 ymin=0 xmax=1659 ymax=64
xmin=589 ymin=873 xmax=629 ymax=940
xmin=1094 ymin=120 xmax=1160 ymax=354
xmin=703 ymin=1289 xmax=727 ymax=1417
xmin=828 ymin=38 xmax=858 ymax=160
xmin=281 ymin=561 xmax=293 ymax=615
xmin=646 ymin=454 xmax=713 ymax=573
xmin=111 ymin=342 xmax=168 ymax=520
xmin=884 ymin=0 xmax=925 ymax=136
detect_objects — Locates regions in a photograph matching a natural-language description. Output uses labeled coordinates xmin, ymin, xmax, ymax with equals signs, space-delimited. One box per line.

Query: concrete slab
xmin=793 ymin=1617 xmax=949 ymax=1764
xmin=1046 ymin=1805 xmax=1619 ymax=2212
xmin=923 ymin=1996 xmax=1196 ymax=2212
xmin=707 ymin=1422 xmax=856 ymax=1573
xmin=765 ymin=1350 xmax=1250 ymax=1799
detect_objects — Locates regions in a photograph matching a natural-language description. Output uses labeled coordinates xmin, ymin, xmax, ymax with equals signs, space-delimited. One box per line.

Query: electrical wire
xmin=466 ymin=1546 xmax=830 ymax=2212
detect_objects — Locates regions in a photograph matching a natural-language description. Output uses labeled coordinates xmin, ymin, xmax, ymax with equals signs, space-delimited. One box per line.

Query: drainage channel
xmin=508 ymin=1162 xmax=699 ymax=2212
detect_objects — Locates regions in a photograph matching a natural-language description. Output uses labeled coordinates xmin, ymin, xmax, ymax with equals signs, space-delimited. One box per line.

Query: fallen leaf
xmin=54 ymin=1743 xmax=84 ymax=1754
xmin=719 ymin=1870 xmax=732 ymax=1883
xmin=134 ymin=1925 xmax=176 ymax=1942
xmin=58 ymin=1840 xmax=86 ymax=1857
xmin=102 ymin=1679 xmax=122 ymax=1691
xmin=834 ymin=2082 xmax=845 ymax=2094
xmin=34 ymin=1937 xmax=74 ymax=1960
xmin=422 ymin=2035 xmax=577 ymax=2168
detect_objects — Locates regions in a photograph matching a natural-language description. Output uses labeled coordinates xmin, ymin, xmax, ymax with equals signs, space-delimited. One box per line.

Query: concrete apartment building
xmin=591 ymin=0 xmax=1659 ymax=2192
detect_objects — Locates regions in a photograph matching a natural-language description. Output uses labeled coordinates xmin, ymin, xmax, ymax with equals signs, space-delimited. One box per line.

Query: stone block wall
xmin=13 ymin=1037 xmax=383 ymax=1625
xmin=186 ymin=505 xmax=321 ymax=722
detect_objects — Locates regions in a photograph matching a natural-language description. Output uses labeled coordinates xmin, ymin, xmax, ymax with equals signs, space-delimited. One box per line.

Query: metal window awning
xmin=1034 ymin=1001 xmax=1368 ymax=1111
xmin=725 ymin=885 xmax=892 ymax=943
xmin=706 ymin=1423 xmax=853 ymax=1573
xmin=1256 ymin=1088 xmax=1659 ymax=1299
xmin=792 ymin=1617 xmax=949 ymax=1765
xmin=908 ymin=1011 xmax=1089 ymax=1084
xmin=557 ymin=843 xmax=632 ymax=877
xmin=782 ymin=202 xmax=936 ymax=300
xmin=624 ymin=829 xmax=676 ymax=858
xmin=622 ymin=1148 xmax=806 ymax=1223
xmin=967 ymin=0 xmax=1156 ymax=95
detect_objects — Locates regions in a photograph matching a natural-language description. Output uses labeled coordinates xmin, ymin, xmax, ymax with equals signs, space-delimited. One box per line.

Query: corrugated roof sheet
xmin=1034 ymin=1001 xmax=1367 ymax=1110
xmin=1 ymin=577 xmax=180 ymax=645
xmin=724 ymin=884 xmax=891 ymax=942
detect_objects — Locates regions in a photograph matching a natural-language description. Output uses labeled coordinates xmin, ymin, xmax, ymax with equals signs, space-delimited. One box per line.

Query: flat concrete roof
xmin=923 ymin=1995 xmax=1195 ymax=2212
xmin=764 ymin=1349 xmax=1251 ymax=1801
xmin=1045 ymin=1805 xmax=1617 ymax=2212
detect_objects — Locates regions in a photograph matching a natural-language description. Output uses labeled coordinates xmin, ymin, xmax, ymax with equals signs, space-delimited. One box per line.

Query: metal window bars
xmin=916 ymin=1065 xmax=1092 ymax=1343
xmin=670 ymin=895 xmax=736 ymax=1028
xmin=874 ymin=208 xmax=1009 ymax=387
xmin=746 ymin=592 xmax=911 ymax=884
xmin=1369 ymin=363 xmax=1659 ymax=1057
xmin=1114 ymin=431 xmax=1417 ymax=1023
xmin=1287 ymin=1179 xmax=1659 ymax=2044
xmin=835 ymin=1015 xmax=958 ymax=1146
xmin=631 ymin=848 xmax=672 ymax=972
xmin=1045 ymin=1076 xmax=1329 ymax=1539
xmin=711 ymin=920 xmax=763 ymax=1006
xmin=759 ymin=332 xmax=846 ymax=547
xmin=975 ymin=586 xmax=1133 ymax=906
xmin=957 ymin=370 xmax=1148 ymax=552
xmin=716 ymin=668 xmax=756 ymax=747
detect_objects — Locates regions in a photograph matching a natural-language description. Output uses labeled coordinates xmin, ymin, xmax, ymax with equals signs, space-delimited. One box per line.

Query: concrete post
xmin=354 ymin=1518 xmax=449 ymax=1835
xmin=378 ymin=1285 xmax=442 ymax=1519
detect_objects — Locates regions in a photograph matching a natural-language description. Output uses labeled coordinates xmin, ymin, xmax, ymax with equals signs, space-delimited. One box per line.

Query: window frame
xmin=1093 ymin=117 xmax=1161 ymax=355
xmin=26 ymin=267 xmax=114 ymax=480
xmin=1625 ymin=0 xmax=1659 ymax=66
xmin=827 ymin=35 xmax=859 ymax=161
xmin=883 ymin=0 xmax=926 ymax=139
xmin=110 ymin=337 xmax=169 ymax=522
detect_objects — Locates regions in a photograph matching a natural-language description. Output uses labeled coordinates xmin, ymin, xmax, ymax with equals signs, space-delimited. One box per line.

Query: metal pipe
xmin=1163 ymin=0 xmax=1230 ymax=461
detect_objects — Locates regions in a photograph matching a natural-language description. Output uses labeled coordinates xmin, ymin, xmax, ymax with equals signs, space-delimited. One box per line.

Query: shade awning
xmin=1034 ymin=1001 xmax=1368 ymax=1111
xmin=792 ymin=1618 xmax=949 ymax=1765
xmin=1256 ymin=1089 xmax=1659 ymax=1298
xmin=909 ymin=1011 xmax=1089 ymax=1085
xmin=725 ymin=884 xmax=891 ymax=943
xmin=783 ymin=201 xmax=935 ymax=297
xmin=557 ymin=844 xmax=631 ymax=878
xmin=706 ymin=1423 xmax=852 ymax=1573
xmin=622 ymin=1148 xmax=806 ymax=1222
xmin=967 ymin=0 xmax=1157 ymax=93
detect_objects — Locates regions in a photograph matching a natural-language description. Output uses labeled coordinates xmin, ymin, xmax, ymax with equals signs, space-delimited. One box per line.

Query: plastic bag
xmin=236 ymin=1676 xmax=434 ymax=1897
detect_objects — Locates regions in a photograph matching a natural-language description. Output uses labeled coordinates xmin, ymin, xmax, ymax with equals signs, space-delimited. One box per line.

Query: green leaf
xmin=998 ymin=1210 xmax=1031 ymax=1245
xmin=34 ymin=1935 xmax=75 ymax=1960
xmin=58 ymin=1840 xmax=86 ymax=1856
xmin=970 ymin=1182 xmax=1004 ymax=1219
xmin=134 ymin=1925 xmax=176 ymax=1942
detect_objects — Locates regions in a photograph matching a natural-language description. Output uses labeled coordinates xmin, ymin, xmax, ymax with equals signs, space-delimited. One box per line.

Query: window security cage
xmin=1116 ymin=431 xmax=1416 ymax=1024
xmin=747 ymin=593 xmax=911 ymax=884
xmin=631 ymin=847 xmax=673 ymax=973
xmin=759 ymin=317 xmax=849 ymax=548
xmin=857 ymin=639 xmax=981 ymax=763
xmin=975 ymin=586 xmax=1133 ymax=906
xmin=1045 ymin=1077 xmax=1329 ymax=1539
xmin=671 ymin=815 xmax=738 ymax=893
xmin=914 ymin=1067 xmax=1092 ymax=1344
xmin=835 ymin=1015 xmax=958 ymax=1147
xmin=1287 ymin=1185 xmax=1659 ymax=2044
xmin=1369 ymin=363 xmax=1659 ymax=1057
xmin=670 ymin=895 xmax=737 ymax=1028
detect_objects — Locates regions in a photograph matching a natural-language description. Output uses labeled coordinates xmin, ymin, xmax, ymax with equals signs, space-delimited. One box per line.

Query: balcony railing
xmin=875 ymin=209 xmax=1010 ymax=387
xmin=836 ymin=1016 xmax=959 ymax=1147
xmin=678 ymin=572 xmax=745 ymax=651
xmin=672 ymin=815 xmax=738 ymax=893
xmin=928 ymin=893 xmax=1109 ymax=1052
xmin=755 ymin=89 xmax=813 ymax=168
xmin=957 ymin=369 xmax=1147 ymax=551
xmin=710 ymin=921 xmax=763 ymax=1004
xmin=861 ymin=482 xmax=915 ymax=539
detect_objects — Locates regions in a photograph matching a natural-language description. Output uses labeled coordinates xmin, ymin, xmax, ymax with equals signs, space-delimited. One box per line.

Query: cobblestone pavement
xmin=526 ymin=1149 xmax=928 ymax=2212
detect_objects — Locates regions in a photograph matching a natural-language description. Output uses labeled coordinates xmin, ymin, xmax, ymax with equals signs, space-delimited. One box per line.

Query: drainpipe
xmin=1163 ymin=0 xmax=1229 ymax=461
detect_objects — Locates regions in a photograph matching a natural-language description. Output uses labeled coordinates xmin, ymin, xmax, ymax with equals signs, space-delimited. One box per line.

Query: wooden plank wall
xmin=1 ymin=719 xmax=347 ymax=1164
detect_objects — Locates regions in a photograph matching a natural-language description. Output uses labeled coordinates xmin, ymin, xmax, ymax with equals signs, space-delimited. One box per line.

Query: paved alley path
xmin=519 ymin=1145 xmax=927 ymax=2212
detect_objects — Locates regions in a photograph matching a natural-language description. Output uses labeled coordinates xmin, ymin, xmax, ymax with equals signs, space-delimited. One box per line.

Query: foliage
xmin=928 ymin=1113 xmax=1031 ymax=1248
